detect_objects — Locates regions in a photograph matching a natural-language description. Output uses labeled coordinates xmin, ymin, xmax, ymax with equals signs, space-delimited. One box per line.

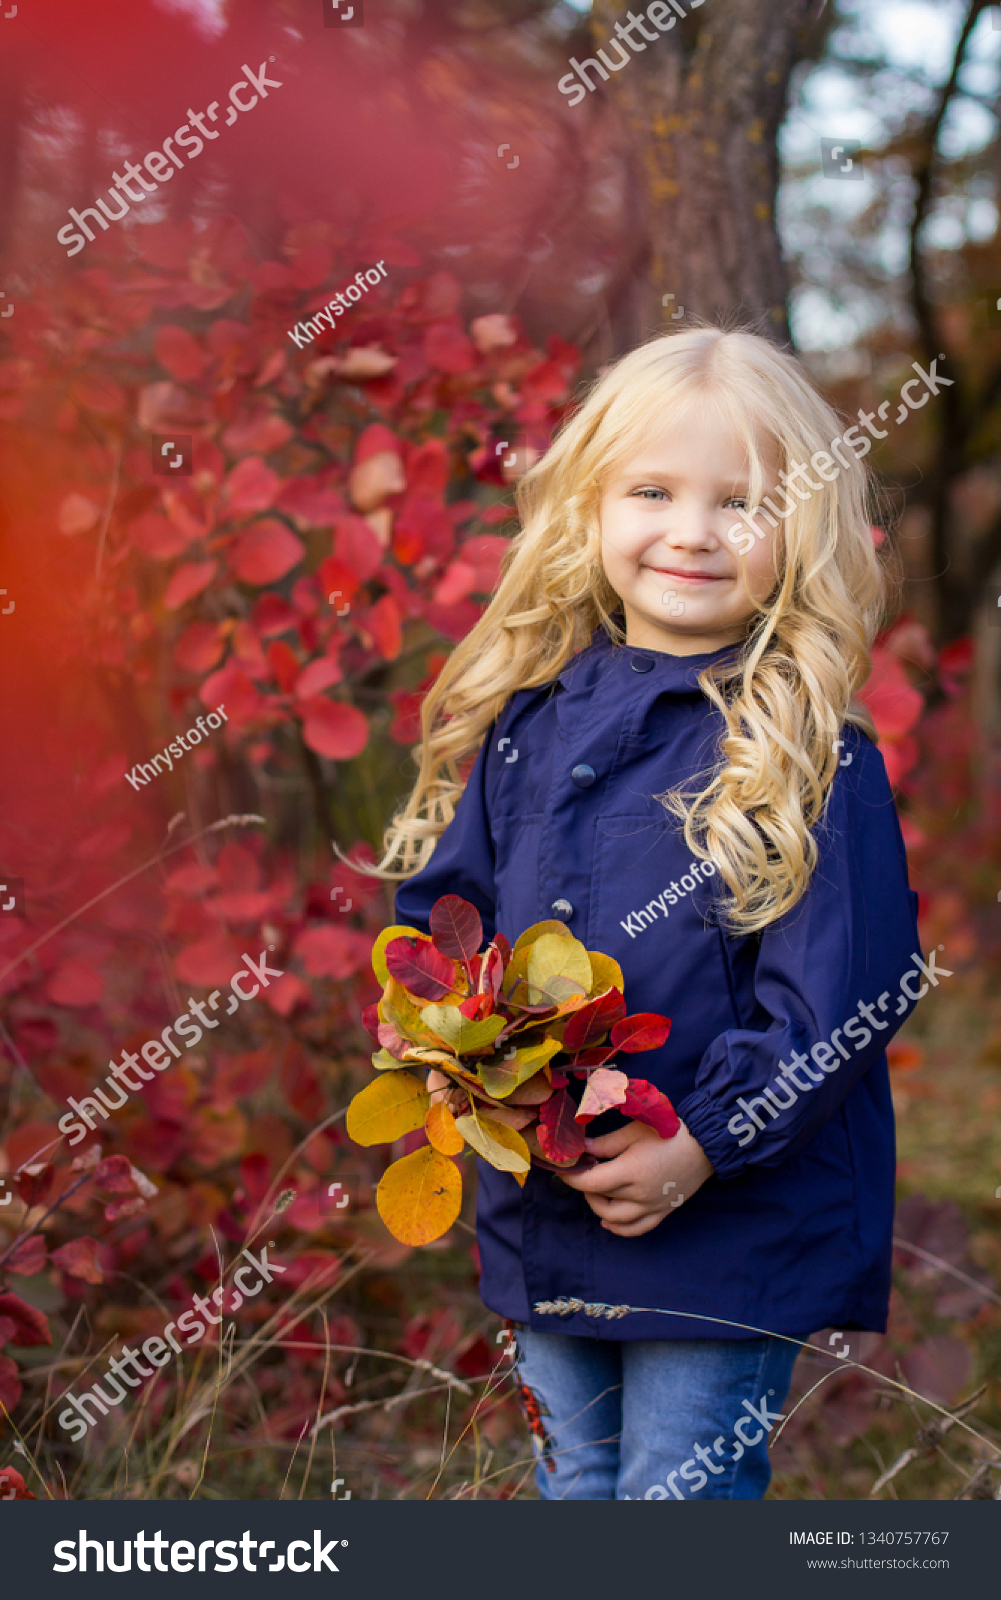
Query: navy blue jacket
xmin=396 ymin=631 xmax=922 ymax=1342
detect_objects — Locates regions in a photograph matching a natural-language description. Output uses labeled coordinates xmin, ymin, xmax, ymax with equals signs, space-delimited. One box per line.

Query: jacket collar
xmin=556 ymin=624 xmax=742 ymax=699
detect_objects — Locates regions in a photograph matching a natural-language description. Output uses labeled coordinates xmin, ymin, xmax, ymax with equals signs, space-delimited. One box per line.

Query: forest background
xmin=0 ymin=0 xmax=1000 ymax=1502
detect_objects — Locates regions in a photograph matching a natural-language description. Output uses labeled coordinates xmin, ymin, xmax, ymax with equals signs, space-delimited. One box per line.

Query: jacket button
xmin=571 ymin=764 xmax=596 ymax=788
xmin=551 ymin=898 xmax=573 ymax=920
xmin=630 ymin=655 xmax=655 ymax=673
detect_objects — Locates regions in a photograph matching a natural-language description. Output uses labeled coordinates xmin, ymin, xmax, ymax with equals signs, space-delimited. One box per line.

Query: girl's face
xmin=599 ymin=403 xmax=782 ymax=656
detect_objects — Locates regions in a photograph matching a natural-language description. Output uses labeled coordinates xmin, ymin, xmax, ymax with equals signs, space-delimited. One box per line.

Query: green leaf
xmin=478 ymin=1037 xmax=562 ymax=1099
xmin=526 ymin=934 xmax=592 ymax=1003
xmin=372 ymin=1048 xmax=409 ymax=1071
xmin=420 ymin=1004 xmax=506 ymax=1055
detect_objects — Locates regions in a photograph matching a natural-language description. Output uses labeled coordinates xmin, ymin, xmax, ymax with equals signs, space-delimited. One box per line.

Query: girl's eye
xmin=725 ymin=497 xmax=749 ymax=511
xmin=632 ymin=487 xmax=668 ymax=501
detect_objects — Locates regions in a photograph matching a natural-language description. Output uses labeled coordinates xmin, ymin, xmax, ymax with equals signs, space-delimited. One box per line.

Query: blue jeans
xmin=511 ymin=1328 xmax=803 ymax=1501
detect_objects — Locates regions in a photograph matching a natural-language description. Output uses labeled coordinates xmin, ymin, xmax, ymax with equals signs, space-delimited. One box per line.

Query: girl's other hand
xmin=560 ymin=1121 xmax=714 ymax=1238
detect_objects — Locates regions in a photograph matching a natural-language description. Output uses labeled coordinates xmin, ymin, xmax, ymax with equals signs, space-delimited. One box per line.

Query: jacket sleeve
xmin=674 ymin=733 xmax=926 ymax=1180
xmin=393 ymin=729 xmax=497 ymax=939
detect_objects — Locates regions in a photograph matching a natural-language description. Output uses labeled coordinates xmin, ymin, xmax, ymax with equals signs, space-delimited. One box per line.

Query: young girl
xmin=386 ymin=328 xmax=921 ymax=1501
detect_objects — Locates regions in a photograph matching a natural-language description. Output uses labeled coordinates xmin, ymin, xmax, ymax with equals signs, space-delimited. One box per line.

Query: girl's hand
xmin=560 ymin=1121 xmax=714 ymax=1238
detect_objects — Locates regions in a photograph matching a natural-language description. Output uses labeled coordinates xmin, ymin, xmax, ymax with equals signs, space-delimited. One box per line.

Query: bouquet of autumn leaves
xmin=347 ymin=895 xmax=680 ymax=1246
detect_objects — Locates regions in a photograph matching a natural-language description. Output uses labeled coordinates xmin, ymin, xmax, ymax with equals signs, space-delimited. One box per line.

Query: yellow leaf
xmin=376 ymin=1147 xmax=463 ymax=1245
xmin=502 ymin=921 xmax=574 ymax=1002
xmin=402 ymin=1045 xmax=460 ymax=1068
xmin=372 ymin=924 xmax=427 ymax=986
xmin=587 ymin=953 xmax=624 ymax=996
xmin=478 ymin=1037 xmax=562 ymax=1099
xmin=512 ymin=919 xmax=574 ymax=954
xmin=420 ymin=1004 xmax=506 ymax=1055
xmin=527 ymin=934 xmax=592 ymax=1002
xmin=454 ymin=1110 xmax=530 ymax=1182
xmin=426 ymin=1100 xmax=465 ymax=1156
xmin=346 ymin=1071 xmax=430 ymax=1147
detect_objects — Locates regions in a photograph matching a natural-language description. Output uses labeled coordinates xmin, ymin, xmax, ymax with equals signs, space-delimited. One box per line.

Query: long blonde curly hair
xmin=379 ymin=327 xmax=890 ymax=934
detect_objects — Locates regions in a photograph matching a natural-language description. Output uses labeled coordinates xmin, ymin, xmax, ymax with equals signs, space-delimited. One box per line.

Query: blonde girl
xmin=386 ymin=328 xmax=921 ymax=1501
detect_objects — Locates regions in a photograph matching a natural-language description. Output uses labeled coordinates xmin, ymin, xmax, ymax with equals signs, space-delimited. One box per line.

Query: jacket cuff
xmin=674 ymin=1088 xmax=749 ymax=1181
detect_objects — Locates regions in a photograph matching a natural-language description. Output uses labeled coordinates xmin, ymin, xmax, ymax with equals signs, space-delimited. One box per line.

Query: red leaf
xmin=858 ymin=648 xmax=924 ymax=741
xmin=620 ymin=1079 xmax=680 ymax=1139
xmin=228 ymin=519 xmax=305 ymax=585
xmin=294 ymin=657 xmax=342 ymax=699
xmin=222 ymin=456 xmax=282 ymax=516
xmin=353 ymin=422 xmax=402 ymax=464
xmin=316 ymin=556 xmax=362 ymax=614
xmin=363 ymin=594 xmax=402 ymax=661
xmin=128 ymin=510 xmax=191 ymax=560
xmin=175 ymin=621 xmax=225 ymax=674
xmin=155 ymin=325 xmax=206 ymax=383
xmin=164 ymin=559 xmax=217 ymax=611
xmin=575 ymin=1067 xmax=629 ymax=1126
xmin=0 ymin=1357 xmax=22 ymax=1415
xmin=458 ymin=993 xmax=492 ymax=1021
xmin=5 ymin=1235 xmax=47 ymax=1276
xmin=609 ymin=1013 xmax=671 ymax=1052
xmin=266 ymin=638 xmax=301 ymax=692
xmin=0 ymin=1318 xmax=16 ymax=1344
xmin=362 ymin=1003 xmax=381 ymax=1042
xmin=384 ymin=936 xmax=457 ymax=1001
xmin=293 ymin=924 xmax=362 ymax=980
xmin=0 ymin=1292 xmax=51 ymax=1347
xmin=537 ymin=1088 xmax=587 ymax=1165
xmin=14 ymin=1162 xmax=54 ymax=1208
xmin=480 ymin=944 xmax=505 ymax=1000
xmin=174 ymin=935 xmax=240 ymax=987
xmin=334 ymin=515 xmax=384 ymax=583
xmin=93 ymin=1154 xmax=139 ymax=1194
xmin=424 ymin=321 xmax=477 ymax=374
xmin=301 ymin=699 xmax=369 ymax=761
xmin=0 ymin=1462 xmax=35 ymax=1498
xmin=46 ymin=958 xmax=104 ymax=1007
xmin=199 ymin=662 xmax=266 ymax=726
xmin=430 ymin=895 xmax=483 ymax=965
xmin=563 ymin=990 xmax=627 ymax=1054
xmin=50 ymin=1236 xmax=103 ymax=1284
xmin=459 ymin=535 xmax=509 ymax=593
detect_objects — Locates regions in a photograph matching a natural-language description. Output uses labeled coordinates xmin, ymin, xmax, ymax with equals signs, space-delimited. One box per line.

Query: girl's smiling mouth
xmin=646 ymin=566 xmax=727 ymax=583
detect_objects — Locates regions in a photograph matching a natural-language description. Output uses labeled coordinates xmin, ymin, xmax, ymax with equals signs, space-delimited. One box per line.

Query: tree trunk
xmin=589 ymin=0 xmax=819 ymax=351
